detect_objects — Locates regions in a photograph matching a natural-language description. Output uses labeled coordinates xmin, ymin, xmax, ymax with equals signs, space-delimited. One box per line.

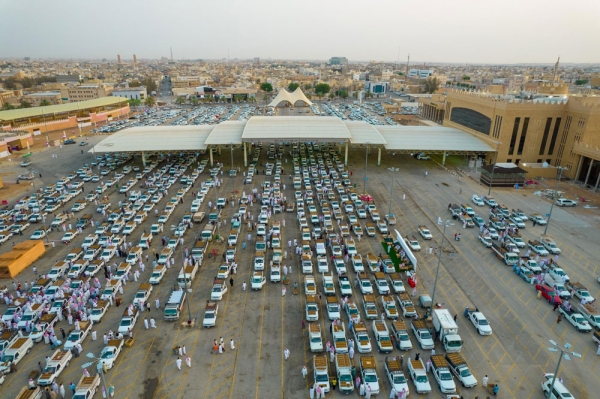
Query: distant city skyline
xmin=1 ymin=0 xmax=599 ymax=64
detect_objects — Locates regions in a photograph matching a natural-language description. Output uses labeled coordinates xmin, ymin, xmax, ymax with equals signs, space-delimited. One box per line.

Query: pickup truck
xmin=344 ymin=300 xmax=360 ymax=323
xmin=418 ymin=225 xmax=432 ymax=240
xmin=351 ymin=254 xmax=364 ymax=273
xmin=381 ymin=295 xmax=399 ymax=319
xmin=99 ymin=338 xmax=124 ymax=370
xmin=385 ymin=356 xmax=410 ymax=395
xmin=491 ymin=243 xmax=519 ymax=266
xmin=326 ymin=296 xmax=341 ymax=320
xmin=568 ymin=282 xmax=595 ymax=303
xmin=509 ymin=215 xmax=526 ymax=229
xmin=64 ymin=320 xmax=92 ymax=350
xmin=203 ymin=301 xmax=218 ymax=328
xmin=445 ymin=353 xmax=478 ymax=388
xmin=478 ymin=233 xmax=493 ymax=248
xmin=411 ymin=320 xmax=434 ymax=349
xmin=133 ymin=283 xmax=153 ymax=307
xmin=388 ymin=273 xmax=406 ymax=294
xmin=356 ymin=272 xmax=373 ymax=294
xmin=309 ymin=323 xmax=324 ymax=352
xmin=430 ymin=355 xmax=457 ymax=394
xmin=304 ymin=275 xmax=316 ymax=295
xmin=362 ymin=294 xmax=378 ymax=320
xmin=118 ymin=307 xmax=139 ymax=334
xmin=483 ymin=196 xmax=497 ymax=207
xmin=448 ymin=203 xmax=461 ymax=217
xmin=471 ymin=194 xmax=484 ymax=206
xmin=530 ymin=213 xmax=547 ymax=225
xmin=177 ymin=264 xmax=199 ymax=288
xmin=73 ymin=375 xmax=101 ymax=399
xmin=322 ymin=272 xmax=336 ymax=296
xmin=507 ymin=233 xmax=526 ymax=248
xmin=211 ymin=279 xmax=228 ymax=301
xmin=306 ymin=295 xmax=319 ymax=321
xmin=404 ymin=236 xmax=421 ymax=251
xmin=390 ymin=320 xmax=413 ymax=351
xmin=397 ymin=293 xmax=417 ymax=318
xmin=149 ymin=265 xmax=167 ymax=285
xmin=352 ymin=321 xmax=372 ymax=353
xmin=90 ymin=300 xmax=110 ymax=323
xmin=528 ymin=240 xmax=549 ymax=256
xmin=408 ymin=358 xmax=431 ymax=394
xmin=558 ymin=305 xmax=592 ymax=332
xmin=332 ymin=321 xmax=349 ymax=354
xmin=313 ymin=355 xmax=330 ymax=393
xmin=335 ymin=353 xmax=354 ymax=394
xmin=541 ymin=236 xmax=561 ymax=254
xmin=466 ymin=309 xmax=493 ymax=335
xmin=360 ymin=356 xmax=380 ymax=394
xmin=373 ymin=320 xmax=393 ymax=353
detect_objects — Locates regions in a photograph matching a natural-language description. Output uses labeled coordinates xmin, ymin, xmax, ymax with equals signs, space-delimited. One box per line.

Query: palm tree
xmin=145 ymin=96 xmax=156 ymax=107
xmin=39 ymin=99 xmax=51 ymax=107
xmin=19 ymin=101 xmax=32 ymax=108
xmin=206 ymin=94 xmax=214 ymax=103
xmin=2 ymin=103 xmax=16 ymax=110
xmin=175 ymin=96 xmax=186 ymax=105
xmin=190 ymin=97 xmax=199 ymax=106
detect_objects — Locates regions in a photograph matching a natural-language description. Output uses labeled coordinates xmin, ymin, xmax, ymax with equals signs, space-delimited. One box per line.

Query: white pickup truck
xmin=37 ymin=349 xmax=73 ymax=385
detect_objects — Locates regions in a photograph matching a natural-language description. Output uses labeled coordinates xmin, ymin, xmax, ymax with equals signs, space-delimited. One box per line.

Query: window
xmin=507 ymin=159 xmax=512 ymax=163
xmin=517 ymin=117 xmax=529 ymax=155
xmin=508 ymin=117 xmax=521 ymax=155
xmin=548 ymin=117 xmax=562 ymax=155
xmin=450 ymin=107 xmax=492 ymax=135
xmin=537 ymin=159 xmax=543 ymax=163
xmin=515 ymin=159 xmax=521 ymax=165
xmin=539 ymin=118 xmax=552 ymax=155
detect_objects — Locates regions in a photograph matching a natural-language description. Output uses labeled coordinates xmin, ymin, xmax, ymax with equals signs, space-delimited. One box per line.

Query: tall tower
xmin=405 ymin=54 xmax=410 ymax=78
xmin=552 ymin=56 xmax=560 ymax=84
xmin=133 ymin=54 xmax=137 ymax=68
xmin=117 ymin=54 xmax=121 ymax=64
xmin=170 ymin=46 xmax=173 ymax=62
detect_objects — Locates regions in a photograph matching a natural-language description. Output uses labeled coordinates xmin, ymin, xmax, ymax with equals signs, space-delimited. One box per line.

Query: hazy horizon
xmin=2 ymin=0 xmax=599 ymax=64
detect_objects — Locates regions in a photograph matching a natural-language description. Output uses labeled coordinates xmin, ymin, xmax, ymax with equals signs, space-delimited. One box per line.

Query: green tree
xmin=127 ymin=99 xmax=141 ymax=107
xmin=575 ymin=79 xmax=589 ymax=86
xmin=263 ymin=94 xmax=269 ymax=105
xmin=2 ymin=77 xmax=17 ymax=89
xmin=288 ymin=82 xmax=300 ymax=92
xmin=141 ymin=77 xmax=158 ymax=94
xmin=206 ymin=94 xmax=214 ymax=103
xmin=19 ymin=100 xmax=32 ymax=108
xmin=260 ymin=82 xmax=273 ymax=92
xmin=128 ymin=81 xmax=142 ymax=87
xmin=190 ymin=97 xmax=199 ymax=106
xmin=39 ymin=99 xmax=51 ymax=106
xmin=2 ymin=102 xmax=15 ymax=110
xmin=145 ymin=96 xmax=155 ymax=107
xmin=462 ymin=76 xmax=470 ymax=81
xmin=175 ymin=96 xmax=186 ymax=105
xmin=314 ymin=83 xmax=330 ymax=101
xmin=422 ymin=76 xmax=441 ymax=94
xmin=335 ymin=90 xmax=348 ymax=99
xmin=329 ymin=92 xmax=336 ymax=100
xmin=20 ymin=77 xmax=34 ymax=89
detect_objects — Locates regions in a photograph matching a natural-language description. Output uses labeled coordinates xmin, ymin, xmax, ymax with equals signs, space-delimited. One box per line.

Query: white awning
xmin=378 ymin=126 xmax=495 ymax=153
xmin=394 ymin=229 xmax=418 ymax=272
xmin=91 ymin=126 xmax=213 ymax=153
xmin=242 ymin=116 xmax=351 ymax=142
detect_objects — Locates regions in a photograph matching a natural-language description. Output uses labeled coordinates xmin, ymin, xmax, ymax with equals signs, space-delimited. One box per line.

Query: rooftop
xmin=0 ymin=97 xmax=128 ymax=122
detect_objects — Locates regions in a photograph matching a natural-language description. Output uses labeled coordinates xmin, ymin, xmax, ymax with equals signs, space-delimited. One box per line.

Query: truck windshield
xmin=460 ymin=369 xmax=472 ymax=377
xmin=165 ymin=309 xmax=177 ymax=315
xmin=393 ymin=375 xmax=406 ymax=384
xmin=316 ymin=374 xmax=328 ymax=383
xmin=364 ymin=374 xmax=377 ymax=383
xmin=416 ymin=375 xmax=428 ymax=383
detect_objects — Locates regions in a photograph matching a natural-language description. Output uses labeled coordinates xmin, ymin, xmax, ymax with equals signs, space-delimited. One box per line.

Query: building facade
xmin=60 ymin=84 xmax=114 ymax=102
xmin=112 ymin=87 xmax=147 ymax=100
xmin=408 ymin=69 xmax=434 ymax=79
xmin=22 ymin=91 xmax=63 ymax=106
xmin=441 ymin=90 xmax=600 ymax=188
xmin=329 ymin=57 xmax=348 ymax=66
xmin=55 ymin=74 xmax=82 ymax=83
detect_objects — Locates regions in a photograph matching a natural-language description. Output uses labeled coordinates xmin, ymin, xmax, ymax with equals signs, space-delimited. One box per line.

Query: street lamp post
xmin=364 ymin=142 xmax=369 ymax=194
xmin=547 ymin=340 xmax=581 ymax=396
xmin=82 ymin=352 xmax=109 ymax=397
xmin=387 ymin=167 xmax=399 ymax=227
xmin=41 ymin=108 xmax=50 ymax=145
xmin=544 ymin=167 xmax=567 ymax=235
xmin=230 ymin=142 xmax=234 ymax=172
xmin=430 ymin=219 xmax=454 ymax=315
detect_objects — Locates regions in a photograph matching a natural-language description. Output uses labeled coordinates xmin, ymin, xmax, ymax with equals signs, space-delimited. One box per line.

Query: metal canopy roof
xmin=91 ymin=126 xmax=214 ymax=153
xmin=242 ymin=116 xmax=351 ymax=142
xmin=344 ymin=121 xmax=387 ymax=145
xmin=0 ymin=97 xmax=128 ymax=122
xmin=376 ymin=126 xmax=495 ymax=153
xmin=204 ymin=121 xmax=245 ymax=145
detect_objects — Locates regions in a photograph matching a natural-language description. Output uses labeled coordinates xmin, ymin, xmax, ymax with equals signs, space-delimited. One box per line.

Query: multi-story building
xmin=441 ymin=87 xmax=600 ymax=187
xmin=60 ymin=84 xmax=114 ymax=102
xmin=112 ymin=87 xmax=147 ymax=101
xmin=408 ymin=69 xmax=434 ymax=79
xmin=172 ymin=76 xmax=205 ymax=88
xmin=0 ymin=90 xmax=23 ymax=106
xmin=22 ymin=91 xmax=63 ymax=106
xmin=329 ymin=57 xmax=348 ymax=66
xmin=56 ymin=74 xmax=82 ymax=83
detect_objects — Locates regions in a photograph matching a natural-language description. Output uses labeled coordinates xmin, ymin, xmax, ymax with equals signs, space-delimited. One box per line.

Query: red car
xmin=535 ymin=284 xmax=563 ymax=305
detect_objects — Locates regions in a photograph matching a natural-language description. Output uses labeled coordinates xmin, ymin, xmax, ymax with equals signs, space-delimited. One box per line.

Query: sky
xmin=1 ymin=0 xmax=599 ymax=64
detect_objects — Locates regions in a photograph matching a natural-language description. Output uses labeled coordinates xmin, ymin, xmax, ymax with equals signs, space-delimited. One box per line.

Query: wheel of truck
xmin=26 ymin=348 xmax=31 ymax=354
xmin=67 ymin=361 xmax=70 ymax=367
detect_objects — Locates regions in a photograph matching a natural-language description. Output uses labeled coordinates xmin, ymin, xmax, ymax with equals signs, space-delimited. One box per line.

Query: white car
xmin=404 ymin=238 xmax=421 ymax=251
xmin=30 ymin=230 xmax=47 ymax=240
xmin=471 ymin=195 xmax=484 ymax=206
xmin=469 ymin=311 xmax=493 ymax=335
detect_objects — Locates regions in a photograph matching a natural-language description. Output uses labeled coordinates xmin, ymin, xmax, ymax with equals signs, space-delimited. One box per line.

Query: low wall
xmin=0 ymin=240 xmax=46 ymax=278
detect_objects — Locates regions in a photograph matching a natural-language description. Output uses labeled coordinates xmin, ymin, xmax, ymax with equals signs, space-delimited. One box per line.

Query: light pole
xmin=230 ymin=142 xmax=234 ymax=172
xmin=547 ymin=340 xmax=581 ymax=396
xmin=30 ymin=170 xmax=50 ymax=243
xmin=544 ymin=167 xmax=567 ymax=235
xmin=430 ymin=219 xmax=454 ymax=315
xmin=82 ymin=352 xmax=110 ymax=397
xmin=387 ymin=167 xmax=399 ymax=227
xmin=41 ymin=107 xmax=50 ymax=145
xmin=364 ymin=142 xmax=369 ymax=194
xmin=172 ymin=224 xmax=192 ymax=323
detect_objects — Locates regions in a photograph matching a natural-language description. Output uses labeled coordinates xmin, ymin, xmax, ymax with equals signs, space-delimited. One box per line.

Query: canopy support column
xmin=344 ymin=142 xmax=349 ymax=166
xmin=442 ymin=152 xmax=446 ymax=166
xmin=209 ymin=146 xmax=214 ymax=167
xmin=141 ymin=151 xmax=146 ymax=167
xmin=243 ymin=142 xmax=247 ymax=167
xmin=377 ymin=147 xmax=381 ymax=166
xmin=575 ymin=155 xmax=583 ymax=182
xmin=584 ymin=159 xmax=593 ymax=187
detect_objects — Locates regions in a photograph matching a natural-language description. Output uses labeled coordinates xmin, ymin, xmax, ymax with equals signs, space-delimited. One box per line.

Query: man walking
xmin=284 ymin=348 xmax=290 ymax=360
xmin=144 ymin=318 xmax=149 ymax=329
xmin=229 ymin=277 xmax=234 ymax=287
xmin=302 ymin=365 xmax=307 ymax=378
xmin=176 ymin=357 xmax=182 ymax=370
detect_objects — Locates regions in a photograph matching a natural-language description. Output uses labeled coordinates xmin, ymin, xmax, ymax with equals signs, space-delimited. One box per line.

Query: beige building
xmin=60 ymin=84 xmax=114 ymax=102
xmin=172 ymin=76 xmax=206 ymax=88
xmin=438 ymin=89 xmax=600 ymax=188
xmin=0 ymin=90 xmax=23 ymax=106
xmin=22 ymin=91 xmax=63 ymax=106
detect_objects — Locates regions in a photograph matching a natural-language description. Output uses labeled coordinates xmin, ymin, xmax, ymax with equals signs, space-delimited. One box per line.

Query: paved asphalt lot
xmin=1 ymin=137 xmax=599 ymax=399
